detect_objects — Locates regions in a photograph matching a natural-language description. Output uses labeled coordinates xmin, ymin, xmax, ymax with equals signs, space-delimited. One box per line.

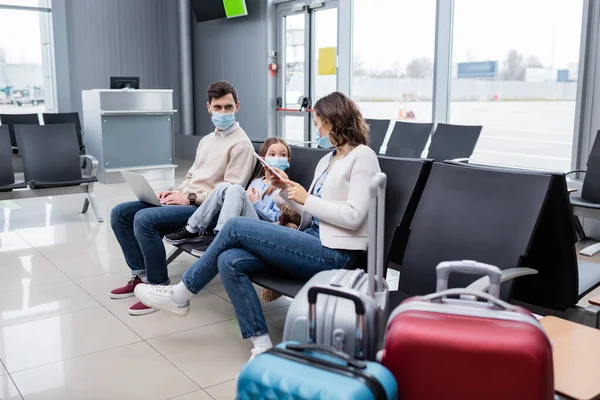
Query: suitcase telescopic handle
xmin=436 ymin=260 xmax=502 ymax=298
xmin=307 ymin=285 xmax=367 ymax=360
xmin=368 ymin=173 xmax=387 ymax=297
xmin=424 ymin=288 xmax=516 ymax=311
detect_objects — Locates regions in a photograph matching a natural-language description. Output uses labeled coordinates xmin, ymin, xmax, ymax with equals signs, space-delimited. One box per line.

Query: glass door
xmin=276 ymin=1 xmax=339 ymax=145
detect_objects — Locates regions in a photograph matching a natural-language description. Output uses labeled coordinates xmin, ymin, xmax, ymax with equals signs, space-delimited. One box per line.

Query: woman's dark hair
xmin=253 ymin=137 xmax=292 ymax=199
xmin=207 ymin=81 xmax=238 ymax=104
xmin=313 ymin=92 xmax=369 ymax=147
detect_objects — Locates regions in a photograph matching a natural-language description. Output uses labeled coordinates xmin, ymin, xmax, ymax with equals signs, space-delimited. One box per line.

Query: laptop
xmin=121 ymin=171 xmax=162 ymax=206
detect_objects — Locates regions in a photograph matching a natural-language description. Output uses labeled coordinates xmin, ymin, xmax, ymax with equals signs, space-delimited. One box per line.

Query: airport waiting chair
xmin=43 ymin=112 xmax=86 ymax=155
xmin=385 ymin=121 xmax=433 ymax=158
xmin=391 ymin=162 xmax=552 ymax=308
xmin=251 ymin=140 xmax=264 ymax=154
xmin=0 ymin=113 xmax=39 ymax=153
xmin=445 ymin=160 xmax=584 ymax=312
xmin=426 ymin=123 xmax=482 ymax=161
xmin=365 ymin=118 xmax=392 ymax=154
xmin=446 ymin=159 xmax=600 ymax=327
xmin=249 ymin=156 xmax=433 ymax=298
xmin=568 ymin=131 xmax=600 ymax=257
xmin=0 ymin=126 xmax=27 ymax=191
xmin=1 ymin=123 xmax=103 ymax=221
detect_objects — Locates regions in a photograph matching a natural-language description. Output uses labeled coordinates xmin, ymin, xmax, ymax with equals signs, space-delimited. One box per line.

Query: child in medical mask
xmin=164 ymin=137 xmax=292 ymax=255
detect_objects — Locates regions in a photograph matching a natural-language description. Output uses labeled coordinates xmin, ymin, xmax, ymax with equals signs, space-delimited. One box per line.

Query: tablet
xmin=253 ymin=152 xmax=286 ymax=181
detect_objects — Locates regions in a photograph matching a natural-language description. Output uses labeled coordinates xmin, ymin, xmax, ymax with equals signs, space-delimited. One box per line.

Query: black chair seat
xmin=27 ymin=176 xmax=97 ymax=189
xmin=570 ymin=196 xmax=600 ymax=210
xmin=249 ymin=273 xmax=306 ymax=298
xmin=0 ymin=181 xmax=27 ymax=192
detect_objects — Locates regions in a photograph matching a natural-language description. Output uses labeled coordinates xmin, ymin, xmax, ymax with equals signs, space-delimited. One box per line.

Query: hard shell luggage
xmin=282 ymin=172 xmax=389 ymax=361
xmin=380 ymin=260 xmax=554 ymax=400
xmin=237 ymin=283 xmax=398 ymax=399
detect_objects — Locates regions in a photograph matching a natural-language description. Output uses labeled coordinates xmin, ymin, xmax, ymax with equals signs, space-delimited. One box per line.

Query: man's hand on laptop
xmin=160 ymin=192 xmax=189 ymax=205
xmin=157 ymin=190 xmax=173 ymax=200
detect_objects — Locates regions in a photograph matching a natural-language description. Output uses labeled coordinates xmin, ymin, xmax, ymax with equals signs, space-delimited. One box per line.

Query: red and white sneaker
xmin=128 ymin=301 xmax=157 ymax=316
xmin=110 ymin=276 xmax=144 ymax=299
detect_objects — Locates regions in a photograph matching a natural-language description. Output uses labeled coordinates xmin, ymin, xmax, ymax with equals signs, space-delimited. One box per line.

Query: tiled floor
xmin=0 ymin=161 xmax=400 ymax=399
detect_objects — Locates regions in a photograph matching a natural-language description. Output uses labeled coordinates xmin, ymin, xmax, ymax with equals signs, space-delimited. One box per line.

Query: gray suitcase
xmin=282 ymin=172 xmax=389 ymax=361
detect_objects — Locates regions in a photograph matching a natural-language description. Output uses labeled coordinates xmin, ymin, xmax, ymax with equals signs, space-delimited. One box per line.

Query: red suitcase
xmin=380 ymin=260 xmax=554 ymax=400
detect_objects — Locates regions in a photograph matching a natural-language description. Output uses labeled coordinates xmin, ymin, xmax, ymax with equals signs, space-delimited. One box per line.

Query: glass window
xmin=284 ymin=13 xmax=305 ymax=109
xmin=351 ymin=0 xmax=436 ymax=122
xmin=450 ymin=0 xmax=584 ymax=171
xmin=313 ymin=7 xmax=338 ymax=102
xmin=0 ymin=6 xmax=51 ymax=114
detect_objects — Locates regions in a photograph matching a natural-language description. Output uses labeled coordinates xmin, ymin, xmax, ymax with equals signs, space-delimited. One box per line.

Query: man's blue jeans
xmin=181 ymin=217 xmax=358 ymax=339
xmin=110 ymin=201 xmax=197 ymax=284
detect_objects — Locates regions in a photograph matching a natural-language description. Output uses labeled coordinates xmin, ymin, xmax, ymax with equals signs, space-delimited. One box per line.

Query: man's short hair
xmin=207 ymin=81 xmax=238 ymax=104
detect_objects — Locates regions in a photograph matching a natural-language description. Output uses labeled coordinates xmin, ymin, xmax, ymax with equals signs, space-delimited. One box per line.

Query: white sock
xmin=139 ymin=275 xmax=148 ymax=284
xmin=186 ymin=225 xmax=200 ymax=233
xmin=171 ymin=282 xmax=194 ymax=305
xmin=251 ymin=334 xmax=273 ymax=350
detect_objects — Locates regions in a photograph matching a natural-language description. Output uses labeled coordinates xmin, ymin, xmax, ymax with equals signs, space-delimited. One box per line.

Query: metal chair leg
xmin=87 ymin=192 xmax=104 ymax=222
xmin=166 ymin=247 xmax=184 ymax=265
xmin=82 ymin=197 xmax=90 ymax=214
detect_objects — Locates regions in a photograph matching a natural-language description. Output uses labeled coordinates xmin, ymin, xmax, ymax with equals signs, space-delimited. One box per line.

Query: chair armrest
xmin=565 ymin=169 xmax=586 ymax=177
xmin=451 ymin=158 xmax=471 ymax=163
xmin=466 ymin=268 xmax=538 ymax=292
xmin=81 ymin=154 xmax=99 ymax=178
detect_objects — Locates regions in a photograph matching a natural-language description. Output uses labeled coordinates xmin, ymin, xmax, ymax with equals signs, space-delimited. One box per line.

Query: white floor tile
xmin=0 ymin=257 xmax=67 ymax=293
xmin=0 ymin=307 xmax=140 ymax=372
xmin=0 ymin=280 xmax=101 ymax=327
xmin=105 ymin=291 xmax=235 ymax=340
xmin=169 ymin=390 xmax=213 ymax=400
xmin=75 ymin=272 xmax=135 ymax=305
xmin=0 ymin=231 xmax=32 ymax=254
xmin=12 ymin=222 xmax=107 ymax=248
xmin=204 ymin=380 xmax=237 ymax=400
xmin=264 ymin=306 xmax=289 ymax=332
xmin=11 ymin=342 xmax=198 ymax=400
xmin=148 ymin=320 xmax=253 ymax=388
xmin=48 ymin=248 xmax=128 ymax=279
xmin=0 ymin=375 xmax=22 ymax=400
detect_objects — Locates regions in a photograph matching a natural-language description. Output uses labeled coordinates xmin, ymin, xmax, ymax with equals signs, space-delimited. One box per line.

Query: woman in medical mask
xmin=163 ymin=137 xmax=292 ymax=256
xmin=135 ymin=92 xmax=380 ymax=365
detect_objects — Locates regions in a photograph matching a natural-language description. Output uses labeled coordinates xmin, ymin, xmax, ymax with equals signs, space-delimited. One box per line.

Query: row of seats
xmin=0 ymin=112 xmax=85 ymax=155
xmin=365 ymin=119 xmax=482 ymax=161
xmin=170 ymin=142 xmax=600 ymax=323
xmin=0 ymin=123 xmax=102 ymax=221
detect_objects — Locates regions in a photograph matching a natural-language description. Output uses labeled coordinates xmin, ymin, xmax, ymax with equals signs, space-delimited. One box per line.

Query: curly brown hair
xmin=313 ymin=92 xmax=369 ymax=147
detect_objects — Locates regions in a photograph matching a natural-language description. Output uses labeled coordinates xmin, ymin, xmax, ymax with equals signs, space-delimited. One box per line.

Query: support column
xmin=178 ymin=0 xmax=194 ymax=136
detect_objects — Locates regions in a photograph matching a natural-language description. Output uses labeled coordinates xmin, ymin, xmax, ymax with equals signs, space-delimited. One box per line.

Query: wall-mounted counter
xmin=82 ymin=89 xmax=177 ymax=184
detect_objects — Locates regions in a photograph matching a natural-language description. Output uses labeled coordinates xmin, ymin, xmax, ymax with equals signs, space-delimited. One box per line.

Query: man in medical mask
xmin=109 ymin=81 xmax=255 ymax=316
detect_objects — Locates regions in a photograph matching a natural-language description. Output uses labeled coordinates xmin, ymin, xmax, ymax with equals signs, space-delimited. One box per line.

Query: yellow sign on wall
xmin=318 ymin=47 xmax=337 ymax=75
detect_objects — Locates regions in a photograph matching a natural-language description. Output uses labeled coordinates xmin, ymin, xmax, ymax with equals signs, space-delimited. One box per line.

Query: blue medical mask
xmin=211 ymin=111 xmax=236 ymax=131
xmin=315 ymin=123 xmax=334 ymax=149
xmin=265 ymin=157 xmax=290 ymax=171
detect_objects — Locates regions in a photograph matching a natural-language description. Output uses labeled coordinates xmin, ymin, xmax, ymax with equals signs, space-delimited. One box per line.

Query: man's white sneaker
xmin=134 ymin=284 xmax=190 ymax=316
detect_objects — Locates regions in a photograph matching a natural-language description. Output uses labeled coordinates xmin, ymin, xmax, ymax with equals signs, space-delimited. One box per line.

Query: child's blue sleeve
xmin=253 ymin=196 xmax=281 ymax=222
